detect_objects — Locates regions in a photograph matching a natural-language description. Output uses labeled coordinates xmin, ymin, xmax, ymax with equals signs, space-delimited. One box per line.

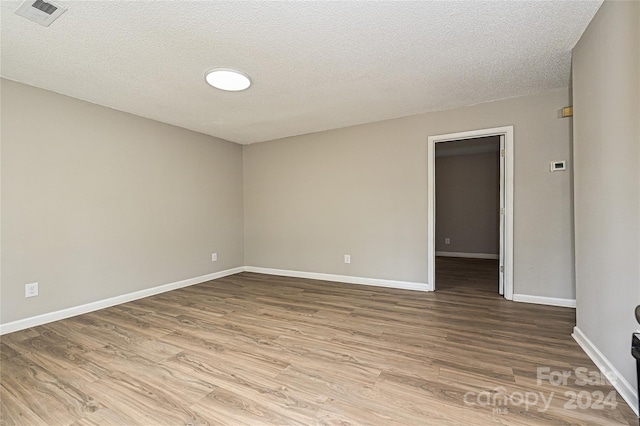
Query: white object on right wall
xmin=550 ymin=160 xmax=566 ymax=172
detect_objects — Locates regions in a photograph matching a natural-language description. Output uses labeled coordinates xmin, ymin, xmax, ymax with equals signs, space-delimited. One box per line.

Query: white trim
xmin=0 ymin=266 xmax=435 ymax=335
xmin=428 ymin=126 xmax=514 ymax=298
xmin=244 ymin=266 xmax=430 ymax=292
xmin=512 ymin=294 xmax=576 ymax=308
xmin=435 ymin=251 xmax=499 ymax=260
xmin=0 ymin=267 xmax=244 ymax=335
xmin=572 ymin=326 xmax=639 ymax=416
xmin=499 ymin=134 xmax=505 ymax=296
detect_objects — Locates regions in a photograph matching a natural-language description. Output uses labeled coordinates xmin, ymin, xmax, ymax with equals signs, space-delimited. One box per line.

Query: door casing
xmin=427 ymin=126 xmax=514 ymax=299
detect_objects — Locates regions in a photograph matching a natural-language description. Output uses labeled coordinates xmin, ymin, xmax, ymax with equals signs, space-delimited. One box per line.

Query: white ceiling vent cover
xmin=15 ymin=0 xmax=66 ymax=27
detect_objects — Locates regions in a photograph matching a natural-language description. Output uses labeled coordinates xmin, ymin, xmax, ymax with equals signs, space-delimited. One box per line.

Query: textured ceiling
xmin=1 ymin=1 xmax=601 ymax=144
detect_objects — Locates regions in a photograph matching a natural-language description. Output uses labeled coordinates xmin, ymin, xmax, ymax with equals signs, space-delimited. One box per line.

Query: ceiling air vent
xmin=15 ymin=0 xmax=66 ymax=27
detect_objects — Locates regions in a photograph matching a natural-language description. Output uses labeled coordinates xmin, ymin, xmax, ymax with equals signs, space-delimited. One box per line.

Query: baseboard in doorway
xmin=435 ymin=251 xmax=499 ymax=260
xmin=0 ymin=267 xmax=244 ymax=335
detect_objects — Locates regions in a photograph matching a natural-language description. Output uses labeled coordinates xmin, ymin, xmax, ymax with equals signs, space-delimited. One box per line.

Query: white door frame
xmin=498 ymin=134 xmax=505 ymax=296
xmin=427 ymin=126 xmax=514 ymax=300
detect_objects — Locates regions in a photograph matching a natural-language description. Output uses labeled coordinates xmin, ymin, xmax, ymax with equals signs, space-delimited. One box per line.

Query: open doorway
xmin=427 ymin=126 xmax=514 ymax=299
xmin=435 ymin=136 xmax=500 ymax=295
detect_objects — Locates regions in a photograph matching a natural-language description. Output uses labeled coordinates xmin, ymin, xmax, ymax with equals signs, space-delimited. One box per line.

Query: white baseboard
xmin=0 ymin=267 xmax=244 ymax=335
xmin=244 ymin=266 xmax=431 ymax=292
xmin=572 ymin=326 xmax=639 ymax=416
xmin=512 ymin=294 xmax=576 ymax=308
xmin=435 ymin=251 xmax=499 ymax=260
xmin=0 ymin=266 xmax=429 ymax=335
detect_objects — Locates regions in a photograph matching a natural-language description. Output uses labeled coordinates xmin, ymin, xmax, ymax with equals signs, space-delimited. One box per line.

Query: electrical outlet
xmin=25 ymin=282 xmax=38 ymax=298
xmin=344 ymin=254 xmax=351 ymax=264
xmin=445 ymin=238 xmax=451 ymax=245
xmin=211 ymin=253 xmax=218 ymax=262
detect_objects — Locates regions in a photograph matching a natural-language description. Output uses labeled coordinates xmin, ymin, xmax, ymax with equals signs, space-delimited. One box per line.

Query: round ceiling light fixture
xmin=204 ymin=68 xmax=251 ymax=92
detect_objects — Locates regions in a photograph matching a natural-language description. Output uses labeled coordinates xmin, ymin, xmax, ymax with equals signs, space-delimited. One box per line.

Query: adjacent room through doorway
xmin=434 ymin=136 xmax=501 ymax=295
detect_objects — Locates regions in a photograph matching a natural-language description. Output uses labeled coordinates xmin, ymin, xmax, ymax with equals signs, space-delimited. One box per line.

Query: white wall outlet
xmin=344 ymin=254 xmax=351 ymax=264
xmin=25 ymin=282 xmax=38 ymax=298
xmin=445 ymin=238 xmax=451 ymax=244
xmin=211 ymin=253 xmax=218 ymax=262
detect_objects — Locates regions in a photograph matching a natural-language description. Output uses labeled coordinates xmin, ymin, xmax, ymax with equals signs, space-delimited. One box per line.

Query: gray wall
xmin=1 ymin=79 xmax=245 ymax=324
xmin=244 ymin=88 xmax=575 ymax=298
xmin=573 ymin=0 xmax=640 ymax=398
xmin=435 ymin=150 xmax=499 ymax=255
xmin=1 ymin=79 xmax=577 ymax=326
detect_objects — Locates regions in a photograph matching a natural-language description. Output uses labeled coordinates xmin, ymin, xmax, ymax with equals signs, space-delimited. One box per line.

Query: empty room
xmin=1 ymin=1 xmax=639 ymax=425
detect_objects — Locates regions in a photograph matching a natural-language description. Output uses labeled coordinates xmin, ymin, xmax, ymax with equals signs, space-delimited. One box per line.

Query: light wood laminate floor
xmin=1 ymin=258 xmax=637 ymax=425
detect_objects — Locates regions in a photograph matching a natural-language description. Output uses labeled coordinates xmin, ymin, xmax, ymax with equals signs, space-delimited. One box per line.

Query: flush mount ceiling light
xmin=204 ymin=68 xmax=251 ymax=92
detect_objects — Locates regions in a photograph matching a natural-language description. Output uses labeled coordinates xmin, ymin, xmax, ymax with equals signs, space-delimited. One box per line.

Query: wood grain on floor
xmin=1 ymin=258 xmax=637 ymax=425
